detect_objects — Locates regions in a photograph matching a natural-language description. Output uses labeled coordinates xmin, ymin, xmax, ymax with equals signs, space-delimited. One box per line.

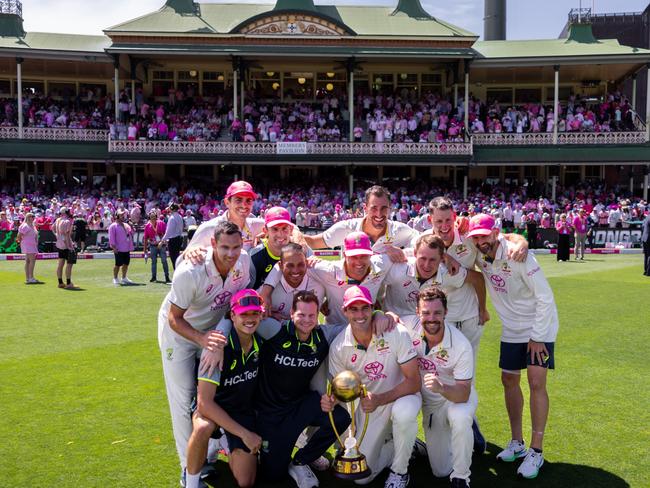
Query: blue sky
xmin=22 ymin=0 xmax=650 ymax=39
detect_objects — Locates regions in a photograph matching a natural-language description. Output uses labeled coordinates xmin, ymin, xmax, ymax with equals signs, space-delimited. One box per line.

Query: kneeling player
xmin=185 ymin=290 xmax=264 ymax=488
xmin=323 ymin=286 xmax=421 ymax=488
xmin=415 ymin=286 xmax=476 ymax=488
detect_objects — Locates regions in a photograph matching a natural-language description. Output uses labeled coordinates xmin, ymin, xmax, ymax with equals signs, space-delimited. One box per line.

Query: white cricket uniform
xmin=322 ymin=217 xmax=419 ymax=252
xmin=475 ymin=235 xmax=559 ymax=344
xmin=383 ymin=257 xmax=466 ymax=319
xmin=269 ymin=269 xmax=326 ymax=321
xmin=189 ymin=211 xmax=265 ymax=251
xmin=412 ymin=319 xmax=477 ymax=482
xmin=328 ymin=325 xmax=421 ymax=484
xmin=422 ymin=229 xmax=483 ymax=361
xmin=309 ymin=255 xmax=393 ymax=326
xmin=157 ymin=247 xmax=251 ymax=468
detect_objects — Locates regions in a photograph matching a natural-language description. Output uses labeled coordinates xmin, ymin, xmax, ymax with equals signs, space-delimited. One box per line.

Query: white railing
xmin=472 ymin=131 xmax=647 ymax=145
xmin=633 ymin=113 xmax=646 ymax=132
xmin=108 ymin=139 xmax=474 ymax=156
xmin=0 ymin=126 xmax=109 ymax=141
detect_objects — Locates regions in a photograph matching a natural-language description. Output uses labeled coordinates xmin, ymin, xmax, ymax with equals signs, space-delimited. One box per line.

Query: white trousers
xmin=446 ymin=316 xmax=483 ymax=378
xmin=422 ymin=388 xmax=478 ymax=481
xmin=158 ymin=311 xmax=201 ymax=469
xmin=352 ymin=394 xmax=421 ymax=485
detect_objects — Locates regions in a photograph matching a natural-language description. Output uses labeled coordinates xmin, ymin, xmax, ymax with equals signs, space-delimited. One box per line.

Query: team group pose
xmin=158 ymin=181 xmax=560 ymax=488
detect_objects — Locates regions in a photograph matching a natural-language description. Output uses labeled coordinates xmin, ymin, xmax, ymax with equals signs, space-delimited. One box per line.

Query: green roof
xmin=105 ymin=3 xmax=477 ymax=38
xmin=0 ymin=32 xmax=110 ymax=54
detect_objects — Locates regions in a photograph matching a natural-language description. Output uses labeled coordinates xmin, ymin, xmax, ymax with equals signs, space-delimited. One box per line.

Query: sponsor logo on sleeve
xmin=527 ymin=266 xmax=541 ymax=277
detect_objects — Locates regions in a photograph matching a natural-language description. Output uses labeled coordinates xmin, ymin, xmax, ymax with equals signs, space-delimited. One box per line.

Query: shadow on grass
xmin=204 ymin=442 xmax=630 ymax=488
xmin=63 ymin=287 xmax=85 ymax=291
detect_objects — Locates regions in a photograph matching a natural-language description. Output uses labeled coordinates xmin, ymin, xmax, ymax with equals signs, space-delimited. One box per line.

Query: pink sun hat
xmin=225 ymin=181 xmax=257 ymax=200
xmin=343 ymin=231 xmax=373 ymax=257
xmin=230 ymin=289 xmax=264 ymax=315
xmin=466 ymin=214 xmax=497 ymax=238
xmin=264 ymin=206 xmax=294 ymax=228
xmin=343 ymin=285 xmax=373 ymax=308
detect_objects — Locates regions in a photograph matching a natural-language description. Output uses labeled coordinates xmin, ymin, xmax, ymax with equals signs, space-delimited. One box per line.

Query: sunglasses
xmin=235 ymin=295 xmax=263 ymax=307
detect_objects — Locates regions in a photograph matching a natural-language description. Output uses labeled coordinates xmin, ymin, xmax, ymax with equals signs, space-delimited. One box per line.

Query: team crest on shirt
xmin=364 ymin=361 xmax=387 ymax=381
xmin=434 ymin=348 xmax=449 ymax=363
xmin=166 ymin=348 xmax=173 ymax=361
xmin=375 ymin=338 xmax=391 ymax=355
xmin=500 ymin=262 xmax=512 ymax=277
xmin=455 ymin=244 xmax=469 ymax=257
xmin=231 ymin=269 xmax=243 ymax=282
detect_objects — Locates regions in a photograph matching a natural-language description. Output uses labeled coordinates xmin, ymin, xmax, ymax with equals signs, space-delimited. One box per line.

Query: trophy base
xmin=331 ymin=454 xmax=372 ymax=480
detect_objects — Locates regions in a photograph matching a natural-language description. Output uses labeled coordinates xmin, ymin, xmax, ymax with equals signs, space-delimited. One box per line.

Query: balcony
xmin=471 ymin=131 xmax=647 ymax=146
xmin=0 ymin=127 xmax=109 ymax=142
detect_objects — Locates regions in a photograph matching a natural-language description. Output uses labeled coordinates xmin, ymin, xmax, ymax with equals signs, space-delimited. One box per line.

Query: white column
xmin=19 ymin=170 xmax=25 ymax=194
xmin=131 ymin=80 xmax=135 ymax=104
xmin=16 ymin=58 xmax=23 ymax=138
xmin=114 ymin=66 xmax=120 ymax=123
xmin=233 ymin=69 xmax=238 ymax=120
xmin=629 ymin=174 xmax=634 ymax=194
xmin=645 ymin=64 xmax=650 ymax=142
xmin=552 ymin=175 xmax=557 ymax=201
xmin=463 ymin=174 xmax=468 ymax=200
xmin=464 ymin=72 xmax=469 ymax=139
xmin=632 ymin=75 xmax=637 ymax=113
xmin=240 ymin=79 xmax=245 ymax=123
xmin=348 ymin=70 xmax=354 ymax=142
xmin=117 ymin=172 xmax=121 ymax=197
xmin=553 ymin=65 xmax=559 ymax=145
xmin=348 ymin=173 xmax=354 ymax=200
xmin=644 ymin=172 xmax=649 ymax=202
xmin=454 ymin=83 xmax=458 ymax=109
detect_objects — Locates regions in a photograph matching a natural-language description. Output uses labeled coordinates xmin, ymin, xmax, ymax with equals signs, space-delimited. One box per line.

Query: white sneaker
xmin=384 ymin=470 xmax=410 ymax=488
xmin=121 ymin=277 xmax=135 ymax=285
xmin=309 ymin=455 xmax=330 ymax=472
xmin=497 ymin=439 xmax=527 ymax=462
xmin=288 ymin=462 xmax=319 ymax=488
xmin=113 ymin=278 xmax=120 ymax=286
xmin=517 ymin=449 xmax=544 ymax=479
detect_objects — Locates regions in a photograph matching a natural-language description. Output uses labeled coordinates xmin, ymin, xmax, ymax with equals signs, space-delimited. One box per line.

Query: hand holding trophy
xmin=327 ymin=370 xmax=371 ymax=480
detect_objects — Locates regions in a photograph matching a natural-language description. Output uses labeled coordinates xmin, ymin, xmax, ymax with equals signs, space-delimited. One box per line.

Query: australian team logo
xmin=500 ymin=262 xmax=512 ymax=277
xmin=231 ymin=269 xmax=243 ymax=282
xmin=455 ymin=244 xmax=469 ymax=257
xmin=364 ymin=361 xmax=387 ymax=381
xmin=434 ymin=348 xmax=449 ymax=363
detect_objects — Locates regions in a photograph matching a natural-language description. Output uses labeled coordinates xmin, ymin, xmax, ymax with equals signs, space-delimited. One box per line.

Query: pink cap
xmin=343 ymin=285 xmax=373 ymax=308
xmin=466 ymin=214 xmax=497 ymax=238
xmin=225 ymin=181 xmax=257 ymax=200
xmin=230 ymin=289 xmax=264 ymax=315
xmin=343 ymin=231 xmax=373 ymax=257
xmin=264 ymin=206 xmax=294 ymax=228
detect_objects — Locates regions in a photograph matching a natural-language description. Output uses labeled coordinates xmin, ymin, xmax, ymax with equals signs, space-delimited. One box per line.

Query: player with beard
xmin=467 ymin=214 xmax=559 ymax=479
xmin=412 ymin=287 xmax=476 ymax=488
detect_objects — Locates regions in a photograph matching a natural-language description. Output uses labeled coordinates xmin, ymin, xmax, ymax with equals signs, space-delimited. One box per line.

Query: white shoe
xmin=121 ymin=277 xmax=135 ymax=285
xmin=288 ymin=462 xmax=319 ymax=488
xmin=113 ymin=278 xmax=120 ymax=286
xmin=384 ymin=470 xmax=409 ymax=488
xmin=517 ymin=449 xmax=544 ymax=479
xmin=497 ymin=439 xmax=527 ymax=462
xmin=309 ymin=455 xmax=330 ymax=472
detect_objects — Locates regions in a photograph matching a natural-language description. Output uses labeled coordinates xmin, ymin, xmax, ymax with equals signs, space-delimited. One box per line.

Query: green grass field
xmin=1 ymin=254 xmax=649 ymax=487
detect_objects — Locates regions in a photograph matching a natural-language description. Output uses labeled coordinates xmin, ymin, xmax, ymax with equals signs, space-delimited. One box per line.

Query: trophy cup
xmin=327 ymin=370 xmax=371 ymax=480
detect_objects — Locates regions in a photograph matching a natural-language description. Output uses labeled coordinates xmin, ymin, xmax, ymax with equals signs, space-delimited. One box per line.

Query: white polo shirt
xmin=269 ymin=270 xmax=326 ymax=321
xmin=328 ymin=324 xmax=417 ymax=394
xmin=189 ymin=211 xmax=265 ymax=251
xmin=309 ymin=255 xmax=393 ymax=325
xmin=383 ymin=258 xmax=466 ymax=319
xmin=475 ymin=235 xmax=559 ymax=343
xmin=322 ymin=217 xmax=419 ymax=252
xmin=159 ymin=247 xmax=251 ymax=332
xmin=421 ymin=229 xmax=480 ymax=322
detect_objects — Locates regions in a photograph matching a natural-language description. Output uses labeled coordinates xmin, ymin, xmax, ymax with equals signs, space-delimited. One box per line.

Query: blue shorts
xmin=499 ymin=341 xmax=555 ymax=370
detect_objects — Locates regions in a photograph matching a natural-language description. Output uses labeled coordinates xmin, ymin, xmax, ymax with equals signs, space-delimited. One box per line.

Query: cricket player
xmin=185 ymin=289 xmax=265 ymax=488
xmin=322 ymin=286 xmax=421 ymax=488
xmin=249 ymin=206 xmax=295 ymax=289
xmin=467 ymin=213 xmax=559 ymax=479
xmin=414 ymin=286 xmax=477 ymax=488
xmin=157 ymin=221 xmax=251 ymax=481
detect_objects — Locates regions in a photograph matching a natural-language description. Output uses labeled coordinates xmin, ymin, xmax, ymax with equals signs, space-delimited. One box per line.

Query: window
xmin=515 ymin=88 xmax=541 ymax=104
xmin=79 ymin=83 xmax=106 ymax=99
xmin=152 ymin=71 xmax=174 ymax=97
xmin=371 ymin=73 xmax=394 ymax=93
xmin=22 ymin=81 xmax=45 ymax=96
xmin=0 ymin=79 xmax=11 ymax=95
xmin=49 ymin=82 xmax=76 ymax=98
xmin=202 ymin=72 xmax=225 ymax=97
xmin=585 ymin=165 xmax=601 ymax=179
xmin=486 ymin=88 xmax=513 ymax=104
xmin=283 ymin=72 xmax=313 ymax=99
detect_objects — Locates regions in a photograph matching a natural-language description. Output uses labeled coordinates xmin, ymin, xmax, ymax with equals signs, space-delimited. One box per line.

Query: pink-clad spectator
xmin=143 ymin=211 xmax=170 ymax=283
xmin=573 ymin=209 xmax=588 ymax=260
xmin=108 ymin=209 xmax=135 ymax=286
xmin=53 ymin=207 xmax=77 ymax=289
xmin=16 ymin=212 xmax=41 ymax=284
xmin=555 ymin=214 xmax=573 ymax=262
xmin=0 ymin=210 xmax=12 ymax=230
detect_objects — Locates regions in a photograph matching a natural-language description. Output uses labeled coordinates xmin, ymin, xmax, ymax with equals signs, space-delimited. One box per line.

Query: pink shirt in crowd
xmin=18 ymin=223 xmax=38 ymax=254
xmin=108 ymin=222 xmax=134 ymax=252
xmin=143 ymin=220 xmax=166 ymax=244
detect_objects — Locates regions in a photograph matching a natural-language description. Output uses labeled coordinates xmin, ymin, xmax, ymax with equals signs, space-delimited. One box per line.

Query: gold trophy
xmin=327 ymin=370 xmax=371 ymax=480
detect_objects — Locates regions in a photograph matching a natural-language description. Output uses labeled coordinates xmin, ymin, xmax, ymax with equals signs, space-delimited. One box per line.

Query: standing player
xmin=414 ymin=287 xmax=477 ymax=488
xmin=185 ymin=289 xmax=264 ymax=488
xmin=322 ymin=286 xmax=421 ymax=488
xmin=157 ymin=221 xmax=251 ymax=483
xmin=187 ymin=181 xmax=264 ymax=252
xmin=249 ymin=207 xmax=295 ymax=289
xmin=53 ymin=207 xmax=76 ymax=289
xmin=467 ymin=214 xmax=559 ymax=479
xmin=108 ymin=209 xmax=135 ymax=285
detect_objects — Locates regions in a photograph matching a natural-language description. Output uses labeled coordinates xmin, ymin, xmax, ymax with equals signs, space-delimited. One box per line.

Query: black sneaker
xmin=472 ymin=419 xmax=486 ymax=455
xmin=450 ymin=478 xmax=469 ymax=488
xmin=150 ymin=277 xmax=156 ymax=283
xmin=165 ymin=276 xmax=172 ymax=284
